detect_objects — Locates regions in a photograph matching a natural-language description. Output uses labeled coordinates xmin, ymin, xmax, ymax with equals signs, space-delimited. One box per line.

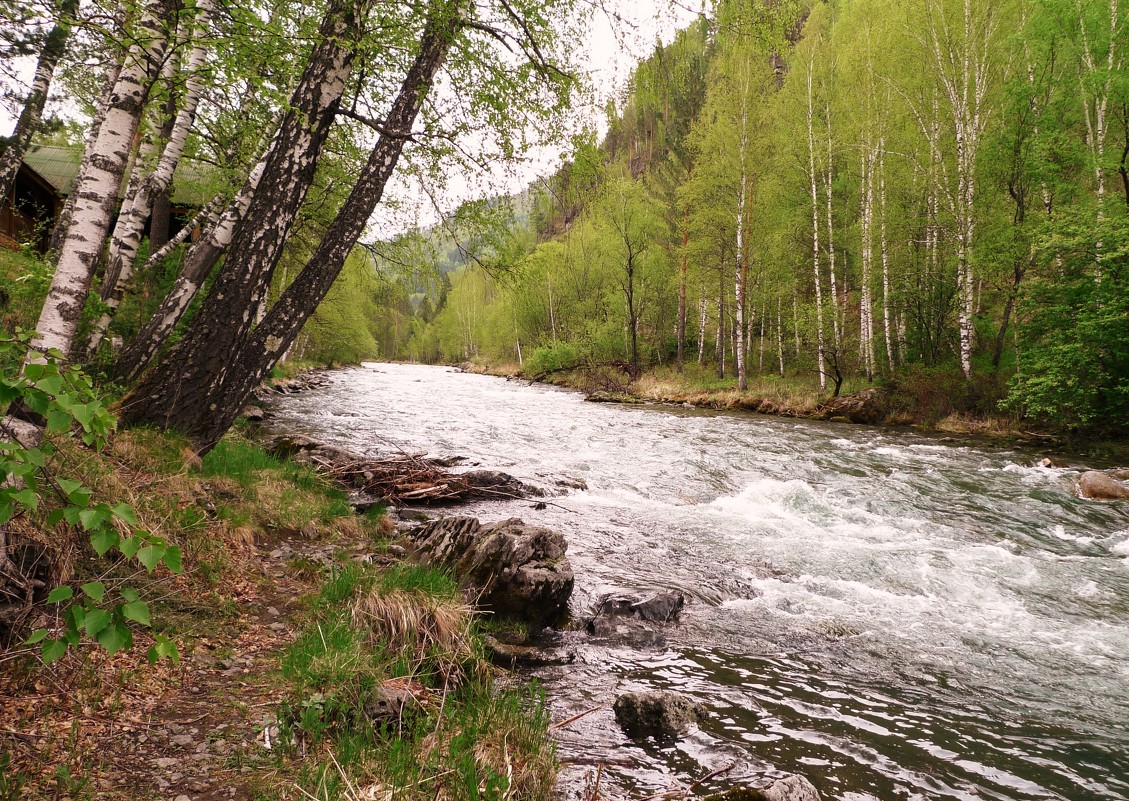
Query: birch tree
xmin=0 ymin=0 xmax=77 ymax=203
xmin=29 ymin=0 xmax=175 ymax=360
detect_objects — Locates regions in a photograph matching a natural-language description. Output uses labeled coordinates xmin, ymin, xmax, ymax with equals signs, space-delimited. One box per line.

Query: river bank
xmin=262 ymin=362 xmax=1129 ymax=801
xmin=0 ymin=428 xmax=558 ymax=800
xmin=456 ymin=359 xmax=1128 ymax=461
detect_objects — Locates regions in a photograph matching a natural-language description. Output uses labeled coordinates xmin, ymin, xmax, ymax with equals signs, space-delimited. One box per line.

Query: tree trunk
xmin=824 ymin=105 xmax=841 ymax=354
xmin=0 ymin=0 xmax=77 ymax=203
xmin=676 ymin=206 xmax=688 ymax=372
xmin=117 ymin=0 xmax=364 ymax=416
xmin=112 ymin=151 xmax=269 ymax=384
xmin=807 ymin=64 xmax=826 ymax=390
xmin=30 ymin=0 xmax=172 ymax=360
xmin=734 ymin=75 xmax=750 ymax=391
xmin=122 ymin=0 xmax=462 ymax=449
xmin=879 ymin=142 xmax=894 ymax=372
xmin=91 ymin=0 xmax=214 ymax=353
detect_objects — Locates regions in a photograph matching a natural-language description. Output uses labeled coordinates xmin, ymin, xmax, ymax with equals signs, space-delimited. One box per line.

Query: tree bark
xmin=806 ymin=62 xmax=826 ymax=390
xmin=122 ymin=0 xmax=464 ymax=449
xmin=0 ymin=0 xmax=77 ymax=204
xmin=118 ymin=0 xmax=365 ymax=423
xmin=30 ymin=0 xmax=173 ymax=360
xmin=90 ymin=0 xmax=214 ymax=353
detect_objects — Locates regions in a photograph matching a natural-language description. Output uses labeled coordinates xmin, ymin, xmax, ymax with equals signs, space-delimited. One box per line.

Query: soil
xmin=0 ymin=529 xmax=390 ymax=801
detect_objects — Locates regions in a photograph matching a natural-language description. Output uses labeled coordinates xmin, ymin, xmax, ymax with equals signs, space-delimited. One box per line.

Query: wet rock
xmin=555 ymin=475 xmax=588 ymax=491
xmin=632 ymin=591 xmax=685 ymax=622
xmin=241 ymin=405 xmax=266 ymax=422
xmin=705 ymin=776 xmax=822 ymax=801
xmin=1077 ymin=471 xmax=1129 ymax=500
xmin=1109 ymin=467 xmax=1129 ymax=481
xmin=411 ymin=516 xmax=573 ymax=627
xmin=483 ymin=634 xmax=576 ymax=667
xmin=586 ymin=615 xmax=666 ymax=648
xmin=460 ymin=469 xmax=544 ymax=498
xmin=1038 ymin=457 xmax=1069 ymax=468
xmin=613 ymin=691 xmax=703 ymax=738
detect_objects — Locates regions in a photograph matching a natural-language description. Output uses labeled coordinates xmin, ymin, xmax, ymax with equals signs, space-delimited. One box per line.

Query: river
xmin=266 ymin=362 xmax=1129 ymax=801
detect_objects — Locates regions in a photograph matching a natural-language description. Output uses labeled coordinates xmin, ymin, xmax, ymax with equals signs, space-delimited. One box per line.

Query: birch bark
xmin=0 ymin=0 xmax=78 ymax=203
xmin=30 ymin=0 xmax=173 ymax=360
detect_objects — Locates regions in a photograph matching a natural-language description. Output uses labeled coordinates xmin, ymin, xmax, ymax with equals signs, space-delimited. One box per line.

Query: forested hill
xmin=402 ymin=0 xmax=1129 ymax=436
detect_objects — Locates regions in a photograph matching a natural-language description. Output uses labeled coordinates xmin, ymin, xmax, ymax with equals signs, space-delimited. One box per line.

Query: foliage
xmin=0 ymin=332 xmax=180 ymax=663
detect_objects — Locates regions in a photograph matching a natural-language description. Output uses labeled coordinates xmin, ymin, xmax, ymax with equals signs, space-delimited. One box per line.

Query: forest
xmin=397 ymin=0 xmax=1129 ymax=436
xmin=0 ymin=0 xmax=1124 ymax=443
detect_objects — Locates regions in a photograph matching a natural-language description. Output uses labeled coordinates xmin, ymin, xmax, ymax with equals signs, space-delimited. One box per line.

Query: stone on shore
xmin=411 ymin=516 xmax=573 ymax=627
xmin=705 ymin=775 xmax=822 ymax=801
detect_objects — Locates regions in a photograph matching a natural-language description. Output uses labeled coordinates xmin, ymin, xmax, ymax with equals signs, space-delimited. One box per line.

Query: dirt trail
xmin=1 ymin=531 xmax=386 ymax=801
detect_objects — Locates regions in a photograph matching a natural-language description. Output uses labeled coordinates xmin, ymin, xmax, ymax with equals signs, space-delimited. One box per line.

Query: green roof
xmin=23 ymin=144 xmax=219 ymax=207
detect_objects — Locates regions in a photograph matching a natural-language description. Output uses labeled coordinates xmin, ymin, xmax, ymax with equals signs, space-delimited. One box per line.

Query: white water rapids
xmin=266 ymin=363 xmax=1129 ymax=800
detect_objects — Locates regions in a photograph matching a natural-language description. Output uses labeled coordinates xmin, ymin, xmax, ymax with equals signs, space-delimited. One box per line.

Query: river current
xmin=267 ymin=363 xmax=1129 ymax=800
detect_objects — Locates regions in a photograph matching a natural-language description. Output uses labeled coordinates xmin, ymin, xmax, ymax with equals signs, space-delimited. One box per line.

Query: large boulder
xmin=1077 ymin=471 xmax=1129 ymax=500
xmin=613 ymin=690 xmax=703 ymax=739
xmin=411 ymin=516 xmax=573 ymax=627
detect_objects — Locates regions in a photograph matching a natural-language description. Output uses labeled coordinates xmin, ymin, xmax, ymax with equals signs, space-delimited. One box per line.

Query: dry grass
xmin=350 ymin=588 xmax=477 ymax=685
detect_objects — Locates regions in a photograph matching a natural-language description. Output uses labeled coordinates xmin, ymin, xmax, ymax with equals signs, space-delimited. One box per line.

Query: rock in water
xmin=1077 ymin=471 xmax=1129 ymax=500
xmin=705 ymin=776 xmax=821 ymax=801
xmin=613 ymin=691 xmax=703 ymax=738
xmin=411 ymin=516 xmax=573 ymax=627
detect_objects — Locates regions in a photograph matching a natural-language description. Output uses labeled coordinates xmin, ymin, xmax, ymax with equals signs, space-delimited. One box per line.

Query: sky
xmin=0 ymin=0 xmax=703 ymax=230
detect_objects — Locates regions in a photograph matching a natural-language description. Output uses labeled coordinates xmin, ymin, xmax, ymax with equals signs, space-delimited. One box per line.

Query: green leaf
xmin=83 ymin=608 xmax=111 ymax=637
xmin=111 ymin=502 xmax=139 ymax=526
xmin=136 ymin=546 xmax=164 ymax=572
xmin=121 ymin=600 xmax=150 ymax=627
xmin=120 ymin=587 xmax=140 ymax=603
xmin=23 ymin=389 xmax=49 ymax=416
xmin=45 ymin=408 xmax=72 ymax=434
xmin=118 ymin=537 xmax=140 ymax=558
xmin=57 ymin=478 xmax=82 ymax=496
xmin=78 ymin=507 xmax=106 ymax=530
xmin=11 ymin=488 xmax=38 ymax=511
xmin=46 ymin=508 xmax=64 ymax=526
xmin=97 ymin=623 xmax=130 ymax=655
xmin=41 ymin=639 xmax=67 ymax=663
xmin=163 ymin=547 xmax=183 ymax=574
xmin=46 ymin=585 xmax=73 ymax=603
xmin=90 ymin=527 xmax=117 ymax=556
xmin=81 ymin=582 xmax=105 ymax=602
xmin=23 ymin=363 xmax=45 ymax=381
xmin=24 ymin=628 xmax=48 ymax=644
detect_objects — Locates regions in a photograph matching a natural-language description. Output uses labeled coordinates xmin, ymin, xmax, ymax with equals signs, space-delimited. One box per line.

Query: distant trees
xmin=404 ymin=0 xmax=1129 ymax=433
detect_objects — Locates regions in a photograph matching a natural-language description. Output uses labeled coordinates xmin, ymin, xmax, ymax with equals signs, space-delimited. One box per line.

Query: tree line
xmin=1 ymin=0 xmax=584 ymax=451
xmin=405 ymin=0 xmax=1128 ymax=434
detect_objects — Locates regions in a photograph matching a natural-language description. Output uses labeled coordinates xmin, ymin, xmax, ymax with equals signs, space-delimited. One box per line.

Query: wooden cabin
xmin=1 ymin=144 xmax=215 ymax=254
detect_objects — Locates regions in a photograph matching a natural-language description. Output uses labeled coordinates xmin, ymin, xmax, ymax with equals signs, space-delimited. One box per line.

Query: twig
xmin=549 ymin=704 xmax=607 ymax=731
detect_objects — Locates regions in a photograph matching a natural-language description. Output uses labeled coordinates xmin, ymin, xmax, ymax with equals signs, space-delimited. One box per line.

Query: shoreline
xmin=451 ymin=360 xmax=1128 ymax=464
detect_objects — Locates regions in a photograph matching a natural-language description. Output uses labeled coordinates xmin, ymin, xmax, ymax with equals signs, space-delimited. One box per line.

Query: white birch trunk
xmin=879 ymin=141 xmax=894 ymax=372
xmin=697 ymin=290 xmax=707 ymax=364
xmin=734 ymin=71 xmax=751 ymax=391
xmin=807 ymin=64 xmax=826 ymax=390
xmin=824 ymin=106 xmax=841 ymax=353
xmin=30 ymin=0 xmax=171 ymax=360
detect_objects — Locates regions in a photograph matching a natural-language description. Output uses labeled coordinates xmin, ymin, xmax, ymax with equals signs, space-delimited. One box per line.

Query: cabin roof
xmin=22 ymin=144 xmax=219 ymax=207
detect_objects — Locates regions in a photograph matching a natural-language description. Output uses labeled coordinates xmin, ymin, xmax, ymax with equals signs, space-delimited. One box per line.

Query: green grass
xmin=274 ymin=563 xmax=557 ymax=801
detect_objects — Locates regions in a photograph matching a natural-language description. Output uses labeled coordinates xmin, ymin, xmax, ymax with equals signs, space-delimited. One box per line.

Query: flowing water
xmin=267 ymin=363 xmax=1129 ymax=800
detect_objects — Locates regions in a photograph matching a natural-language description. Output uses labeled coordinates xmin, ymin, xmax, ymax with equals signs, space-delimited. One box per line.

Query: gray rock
xmin=613 ymin=691 xmax=703 ymax=738
xmin=1078 ymin=471 xmax=1129 ymax=500
xmin=631 ymin=591 xmax=685 ymax=622
xmin=1110 ymin=467 xmax=1129 ymax=481
xmin=362 ymin=685 xmax=419 ymax=723
xmin=412 ymin=516 xmax=573 ymax=627
xmin=705 ymin=775 xmax=821 ymax=801
xmin=460 ymin=470 xmax=544 ymax=498
xmin=266 ymin=435 xmax=322 ymax=457
xmin=483 ymin=635 xmax=576 ymax=667
xmin=241 ymin=405 xmax=266 ymax=422
xmin=586 ymin=616 xmax=667 ymax=648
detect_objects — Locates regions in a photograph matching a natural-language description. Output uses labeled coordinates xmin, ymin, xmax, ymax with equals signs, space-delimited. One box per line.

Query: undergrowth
xmin=273 ymin=563 xmax=557 ymax=801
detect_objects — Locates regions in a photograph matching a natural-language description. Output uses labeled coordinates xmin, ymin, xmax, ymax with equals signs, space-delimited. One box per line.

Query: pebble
xmin=267 ymin=606 xmax=280 ymax=617
xmin=153 ymin=757 xmax=179 ymax=769
xmin=174 ymin=795 xmax=191 ymax=801
xmin=170 ymin=734 xmax=194 ymax=747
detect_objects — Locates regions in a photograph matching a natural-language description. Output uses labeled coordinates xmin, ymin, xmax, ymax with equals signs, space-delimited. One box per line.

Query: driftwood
xmin=294 ymin=448 xmax=537 ymax=506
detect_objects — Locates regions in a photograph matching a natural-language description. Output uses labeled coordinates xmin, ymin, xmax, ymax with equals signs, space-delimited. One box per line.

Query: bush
xmin=524 ymin=341 xmax=581 ymax=376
